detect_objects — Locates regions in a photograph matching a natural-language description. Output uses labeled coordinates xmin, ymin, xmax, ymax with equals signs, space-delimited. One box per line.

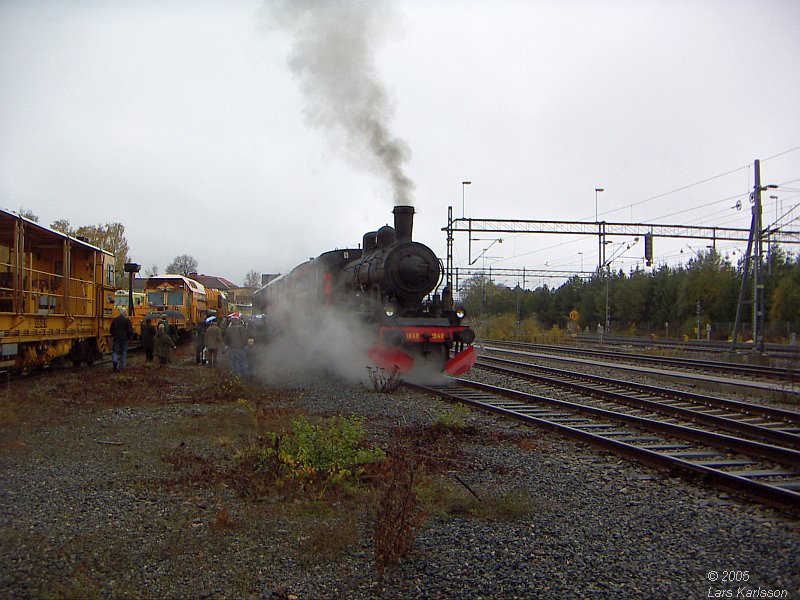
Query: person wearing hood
xmin=154 ymin=322 xmax=177 ymax=366
xmin=204 ymin=318 xmax=224 ymax=366
xmin=224 ymin=315 xmax=249 ymax=380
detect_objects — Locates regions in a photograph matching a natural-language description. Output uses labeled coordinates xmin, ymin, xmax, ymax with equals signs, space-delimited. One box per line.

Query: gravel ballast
xmin=1 ymin=353 xmax=798 ymax=599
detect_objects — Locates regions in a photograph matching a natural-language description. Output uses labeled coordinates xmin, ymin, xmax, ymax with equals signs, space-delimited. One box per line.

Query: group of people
xmin=110 ymin=307 xmax=177 ymax=371
xmin=110 ymin=307 xmax=262 ymax=379
xmin=193 ymin=314 xmax=257 ymax=380
xmin=140 ymin=315 xmax=177 ymax=366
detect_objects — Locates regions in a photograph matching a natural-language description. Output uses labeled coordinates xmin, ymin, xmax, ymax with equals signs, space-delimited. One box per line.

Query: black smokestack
xmin=264 ymin=0 xmax=415 ymax=205
xmin=393 ymin=205 xmax=414 ymax=243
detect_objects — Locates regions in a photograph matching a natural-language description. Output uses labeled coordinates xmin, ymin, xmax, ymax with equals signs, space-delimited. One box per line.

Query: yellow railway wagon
xmin=205 ymin=287 xmax=228 ymax=320
xmin=143 ymin=275 xmax=209 ymax=340
xmin=0 ymin=209 xmax=117 ymax=371
xmin=113 ymin=289 xmax=148 ymax=338
xmin=113 ymin=289 xmax=146 ymax=312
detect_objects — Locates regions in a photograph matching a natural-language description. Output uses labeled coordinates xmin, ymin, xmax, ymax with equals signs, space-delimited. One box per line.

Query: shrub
xmin=433 ymin=403 xmax=472 ymax=432
xmin=230 ymin=415 xmax=385 ymax=498
xmin=278 ymin=416 xmax=385 ymax=485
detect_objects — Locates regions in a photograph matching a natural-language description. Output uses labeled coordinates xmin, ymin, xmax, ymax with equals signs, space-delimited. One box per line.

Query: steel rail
xmin=571 ymin=334 xmax=800 ymax=358
xmin=479 ymin=356 xmax=800 ymax=424
xmin=477 ymin=358 xmax=800 ymax=449
xmin=482 ymin=340 xmax=800 ymax=381
xmin=411 ymin=380 xmax=800 ymax=513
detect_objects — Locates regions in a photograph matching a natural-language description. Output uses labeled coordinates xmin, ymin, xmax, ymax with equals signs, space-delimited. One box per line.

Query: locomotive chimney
xmin=393 ymin=205 xmax=415 ymax=244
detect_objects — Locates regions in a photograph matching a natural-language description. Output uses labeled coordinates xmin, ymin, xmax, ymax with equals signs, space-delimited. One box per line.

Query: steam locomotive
xmin=254 ymin=206 xmax=476 ymax=377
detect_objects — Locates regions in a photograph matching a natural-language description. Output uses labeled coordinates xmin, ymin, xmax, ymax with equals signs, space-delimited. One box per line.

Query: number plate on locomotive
xmin=405 ymin=331 xmax=446 ymax=342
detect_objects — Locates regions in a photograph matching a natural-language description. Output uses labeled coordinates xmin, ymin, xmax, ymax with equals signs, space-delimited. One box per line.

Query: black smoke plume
xmin=264 ymin=0 xmax=414 ymax=204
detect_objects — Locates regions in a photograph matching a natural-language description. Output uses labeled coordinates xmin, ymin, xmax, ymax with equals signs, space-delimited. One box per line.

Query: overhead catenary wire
xmin=452 ymin=148 xmax=800 ymax=287
xmin=596 ymin=146 xmax=800 ymax=223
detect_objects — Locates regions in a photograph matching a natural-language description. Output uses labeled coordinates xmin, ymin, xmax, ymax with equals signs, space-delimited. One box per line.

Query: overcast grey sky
xmin=1 ymin=0 xmax=798 ymax=288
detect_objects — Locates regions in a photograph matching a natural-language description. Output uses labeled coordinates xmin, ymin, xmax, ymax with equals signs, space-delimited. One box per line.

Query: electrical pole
xmin=595 ymin=188 xmax=604 ymax=270
xmin=753 ymin=160 xmax=765 ymax=354
xmin=446 ymin=206 xmax=454 ymax=291
xmin=731 ymin=159 xmax=775 ymax=356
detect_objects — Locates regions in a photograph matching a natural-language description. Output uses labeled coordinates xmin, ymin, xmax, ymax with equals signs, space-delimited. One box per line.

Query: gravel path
xmin=1 ymin=353 xmax=798 ymax=599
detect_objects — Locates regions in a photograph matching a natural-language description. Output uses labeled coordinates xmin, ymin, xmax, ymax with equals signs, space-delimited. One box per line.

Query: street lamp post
xmin=462 ymin=181 xmax=471 ymax=218
xmin=123 ymin=262 xmax=141 ymax=316
xmin=595 ymin=188 xmax=604 ymax=270
xmin=595 ymin=188 xmax=604 ymax=222
xmin=605 ymin=270 xmax=610 ymax=333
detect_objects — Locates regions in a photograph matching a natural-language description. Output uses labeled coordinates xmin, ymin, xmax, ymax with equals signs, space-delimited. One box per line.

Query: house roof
xmin=146 ymin=274 xmax=207 ymax=294
xmin=188 ymin=273 xmax=238 ymax=291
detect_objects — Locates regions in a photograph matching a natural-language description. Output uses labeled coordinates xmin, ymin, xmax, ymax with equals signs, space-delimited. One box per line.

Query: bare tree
xmin=243 ymin=269 xmax=262 ymax=288
xmin=143 ymin=264 xmax=159 ymax=277
xmin=166 ymin=255 xmax=198 ymax=277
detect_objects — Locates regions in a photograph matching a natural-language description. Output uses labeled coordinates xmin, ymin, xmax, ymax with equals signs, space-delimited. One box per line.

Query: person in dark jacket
xmin=141 ymin=317 xmax=156 ymax=363
xmin=224 ymin=316 xmax=249 ymax=380
xmin=245 ymin=336 xmax=258 ymax=380
xmin=110 ymin=308 xmax=133 ymax=371
xmin=157 ymin=316 xmax=174 ymax=341
xmin=194 ymin=320 xmax=208 ymax=365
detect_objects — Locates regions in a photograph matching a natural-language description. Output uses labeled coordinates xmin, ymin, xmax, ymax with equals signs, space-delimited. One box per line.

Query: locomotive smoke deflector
xmin=393 ymin=205 xmax=414 ymax=243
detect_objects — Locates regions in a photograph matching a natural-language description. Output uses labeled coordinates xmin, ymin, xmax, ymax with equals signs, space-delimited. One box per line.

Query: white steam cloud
xmin=248 ymin=300 xmax=451 ymax=387
xmin=253 ymin=303 xmax=379 ymax=387
xmin=264 ymin=0 xmax=415 ymax=204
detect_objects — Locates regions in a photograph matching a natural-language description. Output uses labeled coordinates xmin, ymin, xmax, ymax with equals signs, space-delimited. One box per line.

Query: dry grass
xmin=3 ymin=350 xmax=541 ymax=582
xmin=296 ymin=514 xmax=364 ymax=566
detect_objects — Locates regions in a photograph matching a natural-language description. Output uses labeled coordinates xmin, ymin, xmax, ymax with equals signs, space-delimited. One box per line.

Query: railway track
xmin=482 ymin=339 xmax=800 ymax=382
xmin=570 ymin=333 xmax=800 ymax=360
xmin=476 ymin=357 xmax=800 ymax=448
xmin=411 ymin=368 xmax=800 ymax=513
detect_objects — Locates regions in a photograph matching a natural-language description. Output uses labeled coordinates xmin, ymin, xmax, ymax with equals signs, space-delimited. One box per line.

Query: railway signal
xmin=644 ymin=233 xmax=654 ymax=266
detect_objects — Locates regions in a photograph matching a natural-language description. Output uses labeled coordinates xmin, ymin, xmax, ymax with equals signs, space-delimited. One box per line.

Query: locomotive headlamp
xmin=455 ymin=308 xmax=466 ymax=319
xmin=384 ymin=304 xmax=397 ymax=317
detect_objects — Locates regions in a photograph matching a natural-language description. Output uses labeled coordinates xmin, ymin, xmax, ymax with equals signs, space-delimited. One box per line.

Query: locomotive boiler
xmin=256 ymin=205 xmax=476 ymax=377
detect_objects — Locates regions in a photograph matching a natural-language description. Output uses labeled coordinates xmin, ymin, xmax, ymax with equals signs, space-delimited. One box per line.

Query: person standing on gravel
xmin=245 ymin=336 xmax=258 ymax=380
xmin=154 ymin=322 xmax=176 ymax=367
xmin=141 ymin=317 xmax=156 ymax=363
xmin=224 ymin=315 xmax=249 ymax=380
xmin=194 ymin=319 xmax=209 ymax=365
xmin=204 ymin=318 xmax=224 ymax=366
xmin=110 ymin=307 xmax=133 ymax=372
